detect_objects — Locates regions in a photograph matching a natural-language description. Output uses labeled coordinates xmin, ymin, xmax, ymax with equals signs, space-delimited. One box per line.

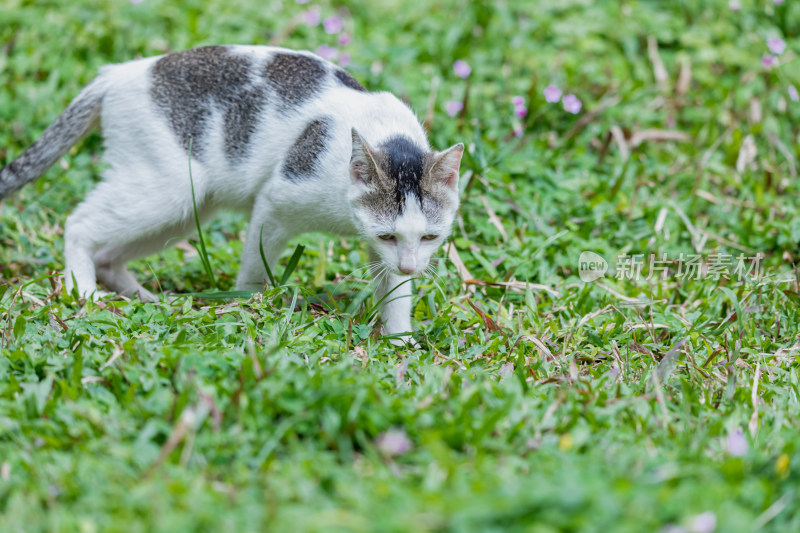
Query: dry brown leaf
xmin=480 ymin=195 xmax=509 ymax=242
xmin=768 ymin=132 xmax=797 ymax=177
xmin=749 ymin=98 xmax=762 ymax=124
xmin=610 ymin=125 xmax=629 ymax=161
xmin=628 ymin=129 xmax=690 ymax=147
xmin=647 ymin=36 xmax=669 ymax=91
xmin=352 ymin=345 xmax=369 ymax=368
xmin=736 ymin=134 xmax=757 ymax=174
xmin=464 ymin=278 xmax=560 ymax=298
xmin=467 ymin=298 xmax=504 ymax=334
xmin=749 ymin=361 xmax=761 ymax=436
xmin=519 ymin=335 xmax=554 ymax=361
xmin=446 ymin=242 xmax=476 ymax=294
xmin=676 ymin=55 xmax=692 ymax=95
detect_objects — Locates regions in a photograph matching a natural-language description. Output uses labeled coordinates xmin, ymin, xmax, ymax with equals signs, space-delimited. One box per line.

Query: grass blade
xmin=258 ymin=225 xmax=277 ymax=287
xmin=189 ymin=290 xmax=261 ymax=299
xmin=365 ymin=277 xmax=414 ymax=323
xmin=187 ymin=138 xmax=217 ymax=290
xmin=280 ymin=244 xmax=306 ymax=285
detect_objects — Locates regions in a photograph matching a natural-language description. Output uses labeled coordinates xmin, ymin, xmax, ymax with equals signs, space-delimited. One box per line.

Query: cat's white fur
xmin=0 ymin=46 xmax=463 ymax=343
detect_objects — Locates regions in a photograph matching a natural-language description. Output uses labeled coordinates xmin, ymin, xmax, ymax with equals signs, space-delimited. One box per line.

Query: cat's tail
xmin=0 ymin=72 xmax=112 ymax=200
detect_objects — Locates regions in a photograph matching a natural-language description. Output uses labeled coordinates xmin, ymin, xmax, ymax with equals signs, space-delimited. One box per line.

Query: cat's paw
xmin=388 ymin=334 xmax=411 ymax=347
xmin=384 ymin=327 xmax=421 ymax=349
xmin=85 ymin=289 xmax=112 ymax=302
xmin=135 ymin=287 xmax=159 ymax=303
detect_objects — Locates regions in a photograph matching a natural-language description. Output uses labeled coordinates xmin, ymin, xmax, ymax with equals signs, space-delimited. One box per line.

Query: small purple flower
xmin=316 ymin=45 xmax=339 ymax=61
xmin=543 ymin=85 xmax=562 ymax=103
xmin=767 ymin=37 xmax=786 ymax=55
xmin=338 ymin=53 xmax=351 ymax=67
xmin=453 ymin=60 xmax=471 ymax=79
xmin=376 ymin=429 xmax=412 ymax=456
xmin=687 ymin=511 xmax=716 ymax=533
xmin=338 ymin=32 xmax=351 ymax=46
xmin=728 ymin=0 xmax=740 ymax=11
xmin=563 ymin=94 xmax=582 ymax=114
xmin=445 ymin=100 xmax=464 ymax=117
xmin=774 ymin=0 xmax=784 ymax=5
xmin=513 ymin=124 xmax=524 ymax=138
xmin=302 ymin=7 xmax=321 ymax=26
xmin=789 ymin=85 xmax=799 ymax=102
xmin=323 ymin=15 xmax=343 ymax=34
xmin=295 ymin=0 xmax=310 ymax=3
xmin=725 ymin=429 xmax=748 ymax=457
xmin=512 ymin=96 xmax=527 ymax=117
xmin=762 ymin=54 xmax=777 ymax=69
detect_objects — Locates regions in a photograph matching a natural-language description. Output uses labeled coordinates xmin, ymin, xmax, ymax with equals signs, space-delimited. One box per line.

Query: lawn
xmin=1 ymin=0 xmax=799 ymax=531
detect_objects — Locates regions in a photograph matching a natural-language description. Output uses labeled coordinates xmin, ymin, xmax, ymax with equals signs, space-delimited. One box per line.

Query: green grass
xmin=2 ymin=0 xmax=800 ymax=531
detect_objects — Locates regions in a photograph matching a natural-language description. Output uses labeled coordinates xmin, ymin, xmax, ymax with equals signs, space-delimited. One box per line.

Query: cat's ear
xmin=350 ymin=128 xmax=380 ymax=186
xmin=427 ymin=143 xmax=464 ymax=190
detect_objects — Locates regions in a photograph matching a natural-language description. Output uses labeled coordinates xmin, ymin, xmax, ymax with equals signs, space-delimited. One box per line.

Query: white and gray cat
xmin=0 ymin=45 xmax=464 ymax=341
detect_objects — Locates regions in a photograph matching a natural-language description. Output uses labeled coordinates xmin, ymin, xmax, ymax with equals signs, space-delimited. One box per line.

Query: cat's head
xmin=348 ymin=129 xmax=463 ymax=276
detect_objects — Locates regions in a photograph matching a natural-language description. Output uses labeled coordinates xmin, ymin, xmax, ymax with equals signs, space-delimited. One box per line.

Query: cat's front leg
xmin=237 ymin=204 xmax=291 ymax=291
xmin=373 ymin=268 xmax=414 ymax=346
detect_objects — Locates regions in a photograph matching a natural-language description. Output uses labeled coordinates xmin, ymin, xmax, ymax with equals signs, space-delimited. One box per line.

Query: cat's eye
xmin=378 ymin=234 xmax=396 ymax=241
xmin=421 ymin=234 xmax=439 ymax=241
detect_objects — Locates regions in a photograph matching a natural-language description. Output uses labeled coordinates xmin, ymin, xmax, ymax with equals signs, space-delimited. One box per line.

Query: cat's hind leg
xmin=91 ymin=215 xmax=203 ymax=301
xmin=63 ymin=178 xmax=197 ymax=301
xmin=94 ymin=257 xmax=157 ymax=302
xmin=63 ymin=204 xmax=103 ymax=300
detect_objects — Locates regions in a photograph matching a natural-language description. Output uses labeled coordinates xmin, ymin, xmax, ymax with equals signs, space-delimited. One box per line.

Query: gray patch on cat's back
xmin=283 ymin=117 xmax=332 ymax=181
xmin=264 ymin=53 xmax=327 ymax=107
xmin=150 ymin=46 xmax=267 ymax=161
xmin=223 ymin=83 xmax=268 ymax=161
xmin=334 ymin=69 xmax=366 ymax=92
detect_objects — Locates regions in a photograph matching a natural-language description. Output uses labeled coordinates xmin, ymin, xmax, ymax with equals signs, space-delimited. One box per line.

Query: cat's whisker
xmin=423 ymin=264 xmax=447 ymax=299
xmin=365 ymin=262 xmax=384 ymax=278
xmin=331 ymin=262 xmax=380 ymax=296
xmin=373 ymin=266 xmax=389 ymax=289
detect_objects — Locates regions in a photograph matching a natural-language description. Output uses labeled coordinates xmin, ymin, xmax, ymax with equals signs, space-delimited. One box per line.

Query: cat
xmin=0 ymin=45 xmax=464 ymax=343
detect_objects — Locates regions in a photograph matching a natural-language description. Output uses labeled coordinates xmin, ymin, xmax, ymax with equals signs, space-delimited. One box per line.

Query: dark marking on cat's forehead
xmin=334 ymin=69 xmax=367 ymax=92
xmin=264 ymin=53 xmax=327 ymax=107
xmin=357 ymin=136 xmax=458 ymax=226
xmin=150 ymin=46 xmax=267 ymax=161
xmin=380 ymin=135 xmax=425 ymax=204
xmin=283 ymin=117 xmax=332 ymax=181
xmin=357 ymin=135 xmax=430 ymax=221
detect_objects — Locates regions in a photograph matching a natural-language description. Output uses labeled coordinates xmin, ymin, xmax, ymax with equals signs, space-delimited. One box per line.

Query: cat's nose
xmin=398 ymin=252 xmax=416 ymax=275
